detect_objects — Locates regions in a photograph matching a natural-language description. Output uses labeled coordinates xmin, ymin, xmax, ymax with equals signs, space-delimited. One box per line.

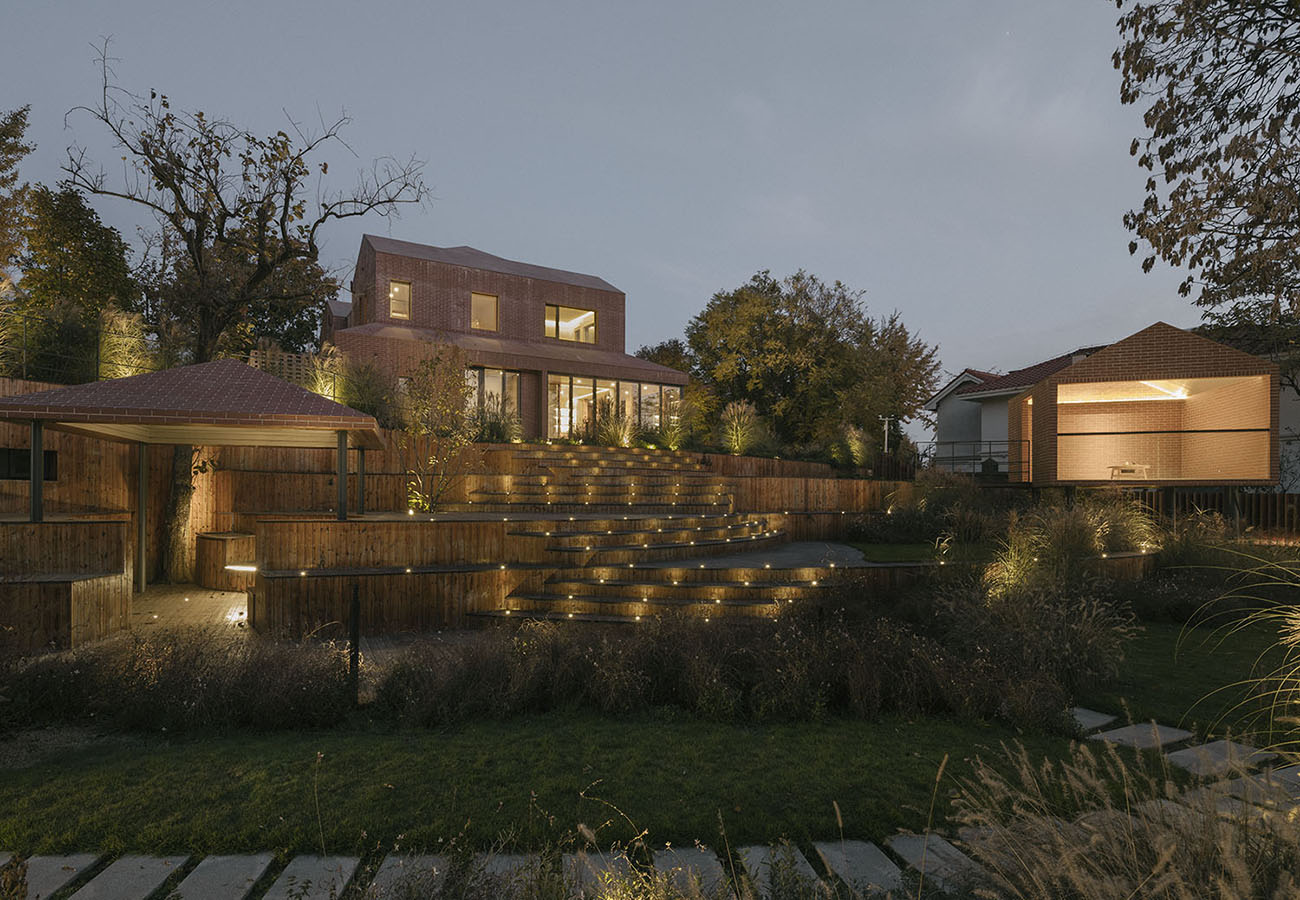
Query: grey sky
xmin=6 ymin=0 xmax=1191 ymax=435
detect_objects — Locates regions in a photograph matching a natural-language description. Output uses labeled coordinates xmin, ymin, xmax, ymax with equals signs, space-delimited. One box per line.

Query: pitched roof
xmin=924 ymin=368 xmax=995 ymax=410
xmin=0 ymin=359 xmax=383 ymax=448
xmin=339 ymin=322 xmax=689 ymax=385
xmin=363 ymin=235 xmax=621 ymax=293
xmin=953 ymin=346 xmax=1106 ymax=399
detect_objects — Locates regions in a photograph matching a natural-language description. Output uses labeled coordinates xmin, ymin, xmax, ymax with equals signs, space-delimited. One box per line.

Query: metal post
xmin=336 ymin=430 xmax=348 ymax=521
xmin=136 ymin=442 xmax=147 ymax=593
xmin=357 ymin=448 xmax=366 ymax=517
xmin=29 ymin=420 xmax=43 ymax=523
xmin=349 ymin=582 xmax=361 ymax=706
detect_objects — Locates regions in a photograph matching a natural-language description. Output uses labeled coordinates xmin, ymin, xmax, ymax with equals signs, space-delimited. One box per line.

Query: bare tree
xmin=64 ymin=42 xmax=429 ymax=581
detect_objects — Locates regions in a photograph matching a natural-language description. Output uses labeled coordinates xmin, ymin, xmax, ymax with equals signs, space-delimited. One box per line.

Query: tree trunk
xmin=160 ymin=444 xmax=194 ymax=583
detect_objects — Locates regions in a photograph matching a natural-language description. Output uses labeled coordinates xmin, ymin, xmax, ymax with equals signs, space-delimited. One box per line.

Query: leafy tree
xmin=62 ymin=45 xmax=429 ymax=581
xmin=635 ymin=338 xmax=694 ymax=374
xmin=0 ymin=106 xmax=32 ymax=292
xmin=399 ymin=343 xmax=481 ymax=512
xmin=685 ymin=270 xmax=939 ymax=448
xmin=1115 ymin=1 xmax=1300 ymax=314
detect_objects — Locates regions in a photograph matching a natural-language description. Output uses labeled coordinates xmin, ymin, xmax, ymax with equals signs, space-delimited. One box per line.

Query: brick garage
xmin=1007 ymin=322 xmax=1278 ymax=487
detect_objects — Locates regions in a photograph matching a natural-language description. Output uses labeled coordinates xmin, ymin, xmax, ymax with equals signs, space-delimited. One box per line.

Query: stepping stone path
xmin=887 ymin=834 xmax=982 ymax=893
xmin=172 ymin=853 xmax=273 ymax=899
xmin=366 ymin=855 xmax=447 ymax=898
xmin=1072 ymin=706 xmax=1117 ymax=732
xmin=71 ymin=856 xmax=189 ymax=899
xmin=563 ymin=850 xmax=636 ymax=894
xmin=737 ymin=844 xmax=821 ymax=898
xmin=1166 ymin=739 xmax=1278 ymax=777
xmin=23 ymin=854 xmax=100 ymax=899
xmin=652 ymin=846 xmax=726 ymax=894
xmin=812 ymin=840 xmax=902 ymax=894
xmin=262 ymin=856 xmax=359 ymax=900
xmin=1088 ymin=721 xmax=1195 ymax=750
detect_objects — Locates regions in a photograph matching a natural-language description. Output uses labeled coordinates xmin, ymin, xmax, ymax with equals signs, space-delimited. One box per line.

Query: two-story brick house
xmin=330 ymin=235 xmax=688 ymax=440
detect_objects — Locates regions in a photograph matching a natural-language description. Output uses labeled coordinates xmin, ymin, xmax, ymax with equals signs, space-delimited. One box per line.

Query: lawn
xmin=1079 ymin=619 xmax=1289 ymax=741
xmin=0 ymin=616 xmax=1287 ymax=857
xmin=0 ymin=714 xmax=1071 ymax=856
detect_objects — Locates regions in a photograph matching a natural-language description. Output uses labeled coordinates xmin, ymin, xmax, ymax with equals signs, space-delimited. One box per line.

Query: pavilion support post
xmin=357 ymin=448 xmax=366 ymax=517
xmin=336 ymin=430 xmax=348 ymax=521
xmin=136 ymin=442 xmax=147 ymax=593
xmin=29 ymin=420 xmax=43 ymax=523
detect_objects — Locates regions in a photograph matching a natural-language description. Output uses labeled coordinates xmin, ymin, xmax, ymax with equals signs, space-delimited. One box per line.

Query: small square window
xmin=471 ymin=292 xmax=498 ymax=331
xmin=389 ymin=280 xmax=411 ymax=319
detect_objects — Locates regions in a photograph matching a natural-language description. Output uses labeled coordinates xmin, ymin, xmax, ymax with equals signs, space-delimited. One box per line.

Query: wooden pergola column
xmin=357 ymin=448 xmax=366 ymax=516
xmin=136 ymin=442 xmax=147 ymax=593
xmin=28 ymin=419 xmax=43 ymax=523
xmin=336 ymin=430 xmax=348 ymax=521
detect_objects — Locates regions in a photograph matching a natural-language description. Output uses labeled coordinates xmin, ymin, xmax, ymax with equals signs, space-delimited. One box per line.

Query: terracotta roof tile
xmin=953 ymin=346 xmax=1107 ymax=397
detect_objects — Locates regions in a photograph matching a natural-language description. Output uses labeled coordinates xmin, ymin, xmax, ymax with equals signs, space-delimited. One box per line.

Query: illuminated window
xmin=471 ymin=292 xmax=498 ymax=331
xmin=544 ymin=304 xmax=597 ymax=343
xmin=389 ymin=281 xmax=411 ymax=319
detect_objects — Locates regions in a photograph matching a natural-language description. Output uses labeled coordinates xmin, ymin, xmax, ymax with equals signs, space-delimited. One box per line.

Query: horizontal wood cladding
xmin=250 ymin=568 xmax=519 ymax=637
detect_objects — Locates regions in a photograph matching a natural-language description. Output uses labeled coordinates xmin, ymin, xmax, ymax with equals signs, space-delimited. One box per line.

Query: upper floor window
xmin=471 ymin=292 xmax=499 ymax=331
xmin=389 ymin=280 xmax=411 ymax=319
xmin=544 ymin=304 xmax=597 ymax=343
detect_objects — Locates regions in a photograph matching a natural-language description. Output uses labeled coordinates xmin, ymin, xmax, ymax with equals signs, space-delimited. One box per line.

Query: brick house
xmin=928 ymin=322 xmax=1279 ymax=487
xmin=329 ymin=235 xmax=688 ymax=440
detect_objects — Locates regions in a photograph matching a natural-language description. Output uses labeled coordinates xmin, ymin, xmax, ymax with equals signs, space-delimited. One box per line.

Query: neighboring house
xmin=328 ymin=235 xmax=688 ymax=440
xmin=929 ymin=322 xmax=1279 ymax=487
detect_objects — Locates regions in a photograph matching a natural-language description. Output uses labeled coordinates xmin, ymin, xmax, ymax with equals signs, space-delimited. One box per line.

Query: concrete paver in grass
xmin=0 ymin=852 xmax=11 ymax=869
xmin=365 ymin=855 xmax=448 ymax=898
xmin=23 ymin=854 xmax=101 ymax=899
xmin=475 ymin=853 xmax=540 ymax=886
xmin=812 ymin=840 xmax=901 ymax=894
xmin=737 ymin=844 xmax=821 ymax=898
xmin=887 ymin=834 xmax=983 ymax=894
xmin=171 ymin=853 xmax=273 ymax=899
xmin=70 ymin=855 xmax=189 ymax=899
xmin=1166 ymin=739 xmax=1277 ymax=777
xmin=262 ymin=856 xmax=359 ymax=900
xmin=652 ymin=846 xmax=726 ymax=894
xmin=1072 ymin=706 xmax=1117 ymax=732
xmin=1088 ymin=722 xmax=1195 ymax=750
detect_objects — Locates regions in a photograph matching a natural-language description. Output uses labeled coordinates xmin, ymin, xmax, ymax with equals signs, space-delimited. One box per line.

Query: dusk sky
xmin=6 ymin=0 xmax=1192 ymax=433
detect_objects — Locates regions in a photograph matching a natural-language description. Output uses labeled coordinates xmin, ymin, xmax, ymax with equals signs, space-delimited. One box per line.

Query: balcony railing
xmin=921 ymin=440 xmax=1030 ymax=479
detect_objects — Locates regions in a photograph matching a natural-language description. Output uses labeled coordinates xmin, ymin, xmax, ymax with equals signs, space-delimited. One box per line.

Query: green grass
xmin=1079 ymin=619 xmax=1288 ymax=740
xmin=0 ymin=713 xmax=1072 ymax=856
xmin=849 ymin=542 xmax=937 ymax=562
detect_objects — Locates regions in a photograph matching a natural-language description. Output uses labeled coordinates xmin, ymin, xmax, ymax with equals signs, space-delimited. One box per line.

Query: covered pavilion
xmin=0 ymin=359 xmax=383 ymax=590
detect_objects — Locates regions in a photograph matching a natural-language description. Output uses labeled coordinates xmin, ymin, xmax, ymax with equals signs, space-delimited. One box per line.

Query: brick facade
xmin=1008 ymin=322 xmax=1279 ymax=487
xmin=333 ymin=236 xmax=688 ymax=439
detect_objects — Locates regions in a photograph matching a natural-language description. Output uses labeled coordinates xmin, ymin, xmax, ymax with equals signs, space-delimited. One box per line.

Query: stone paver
xmin=1166 ymin=739 xmax=1277 ymax=777
xmin=1088 ymin=722 xmax=1195 ymax=750
xmin=652 ymin=846 xmax=725 ymax=894
xmin=263 ymin=856 xmax=359 ymax=900
xmin=887 ymin=834 xmax=982 ymax=893
xmin=475 ymin=853 xmax=539 ymax=884
xmin=737 ymin=844 xmax=820 ymax=897
xmin=0 ymin=852 xmax=11 ymax=869
xmin=171 ymin=853 xmax=273 ymax=899
xmin=366 ymin=855 xmax=448 ymax=898
xmin=812 ymin=840 xmax=901 ymax=894
xmin=1072 ymin=706 xmax=1117 ymax=732
xmin=24 ymin=854 xmax=101 ymax=899
xmin=70 ymin=855 xmax=189 ymax=899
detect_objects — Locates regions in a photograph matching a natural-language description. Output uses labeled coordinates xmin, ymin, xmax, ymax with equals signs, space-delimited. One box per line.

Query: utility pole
xmin=879 ymin=415 xmax=895 ymax=454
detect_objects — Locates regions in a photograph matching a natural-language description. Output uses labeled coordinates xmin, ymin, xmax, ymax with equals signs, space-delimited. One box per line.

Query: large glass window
xmin=549 ymin=374 xmax=572 ymax=439
xmin=468 ymin=367 xmax=521 ymax=415
xmin=544 ymin=304 xmax=597 ymax=343
xmin=619 ymin=381 xmax=640 ymax=426
xmin=503 ymin=371 xmax=520 ymax=415
xmin=595 ymin=379 xmax=617 ymax=420
xmin=640 ymin=383 xmax=662 ymax=430
xmin=1055 ymin=375 xmax=1271 ymax=481
xmin=572 ymin=377 xmax=596 ymax=435
xmin=389 ymin=280 xmax=411 ymax=319
xmin=471 ymin=292 xmax=498 ymax=331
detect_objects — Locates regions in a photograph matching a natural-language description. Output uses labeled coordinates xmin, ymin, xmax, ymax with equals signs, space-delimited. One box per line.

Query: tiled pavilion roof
xmin=0 ymin=359 xmax=383 ymax=449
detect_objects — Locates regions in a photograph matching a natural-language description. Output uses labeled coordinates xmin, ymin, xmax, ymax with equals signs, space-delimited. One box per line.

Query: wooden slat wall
xmin=0 ymin=519 xmax=129 ymax=577
xmin=730 ymin=478 xmax=910 ymax=514
xmin=0 ymin=574 xmax=130 ymax=654
xmin=257 ymin=519 xmax=550 ymax=570
xmin=195 ymin=533 xmax=257 ymax=591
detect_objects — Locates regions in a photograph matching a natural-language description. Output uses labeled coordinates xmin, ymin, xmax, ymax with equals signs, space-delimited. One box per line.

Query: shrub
xmin=657 ymin=393 xmax=687 ymax=451
xmin=0 ymin=631 xmax=354 ymax=732
xmin=953 ymin=741 xmax=1300 ymax=899
xmin=475 ymin=392 xmax=523 ymax=443
xmin=589 ymin=397 xmax=638 ymax=448
xmin=719 ymin=401 xmax=760 ymax=455
xmin=1083 ymin=492 xmax=1160 ymax=554
xmin=1160 ymin=508 xmax=1231 ymax=569
xmin=338 ymin=358 xmax=406 ymax=429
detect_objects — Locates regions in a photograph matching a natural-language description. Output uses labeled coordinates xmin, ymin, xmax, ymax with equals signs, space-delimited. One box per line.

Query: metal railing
xmin=920 ymin=440 xmax=1030 ymax=479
